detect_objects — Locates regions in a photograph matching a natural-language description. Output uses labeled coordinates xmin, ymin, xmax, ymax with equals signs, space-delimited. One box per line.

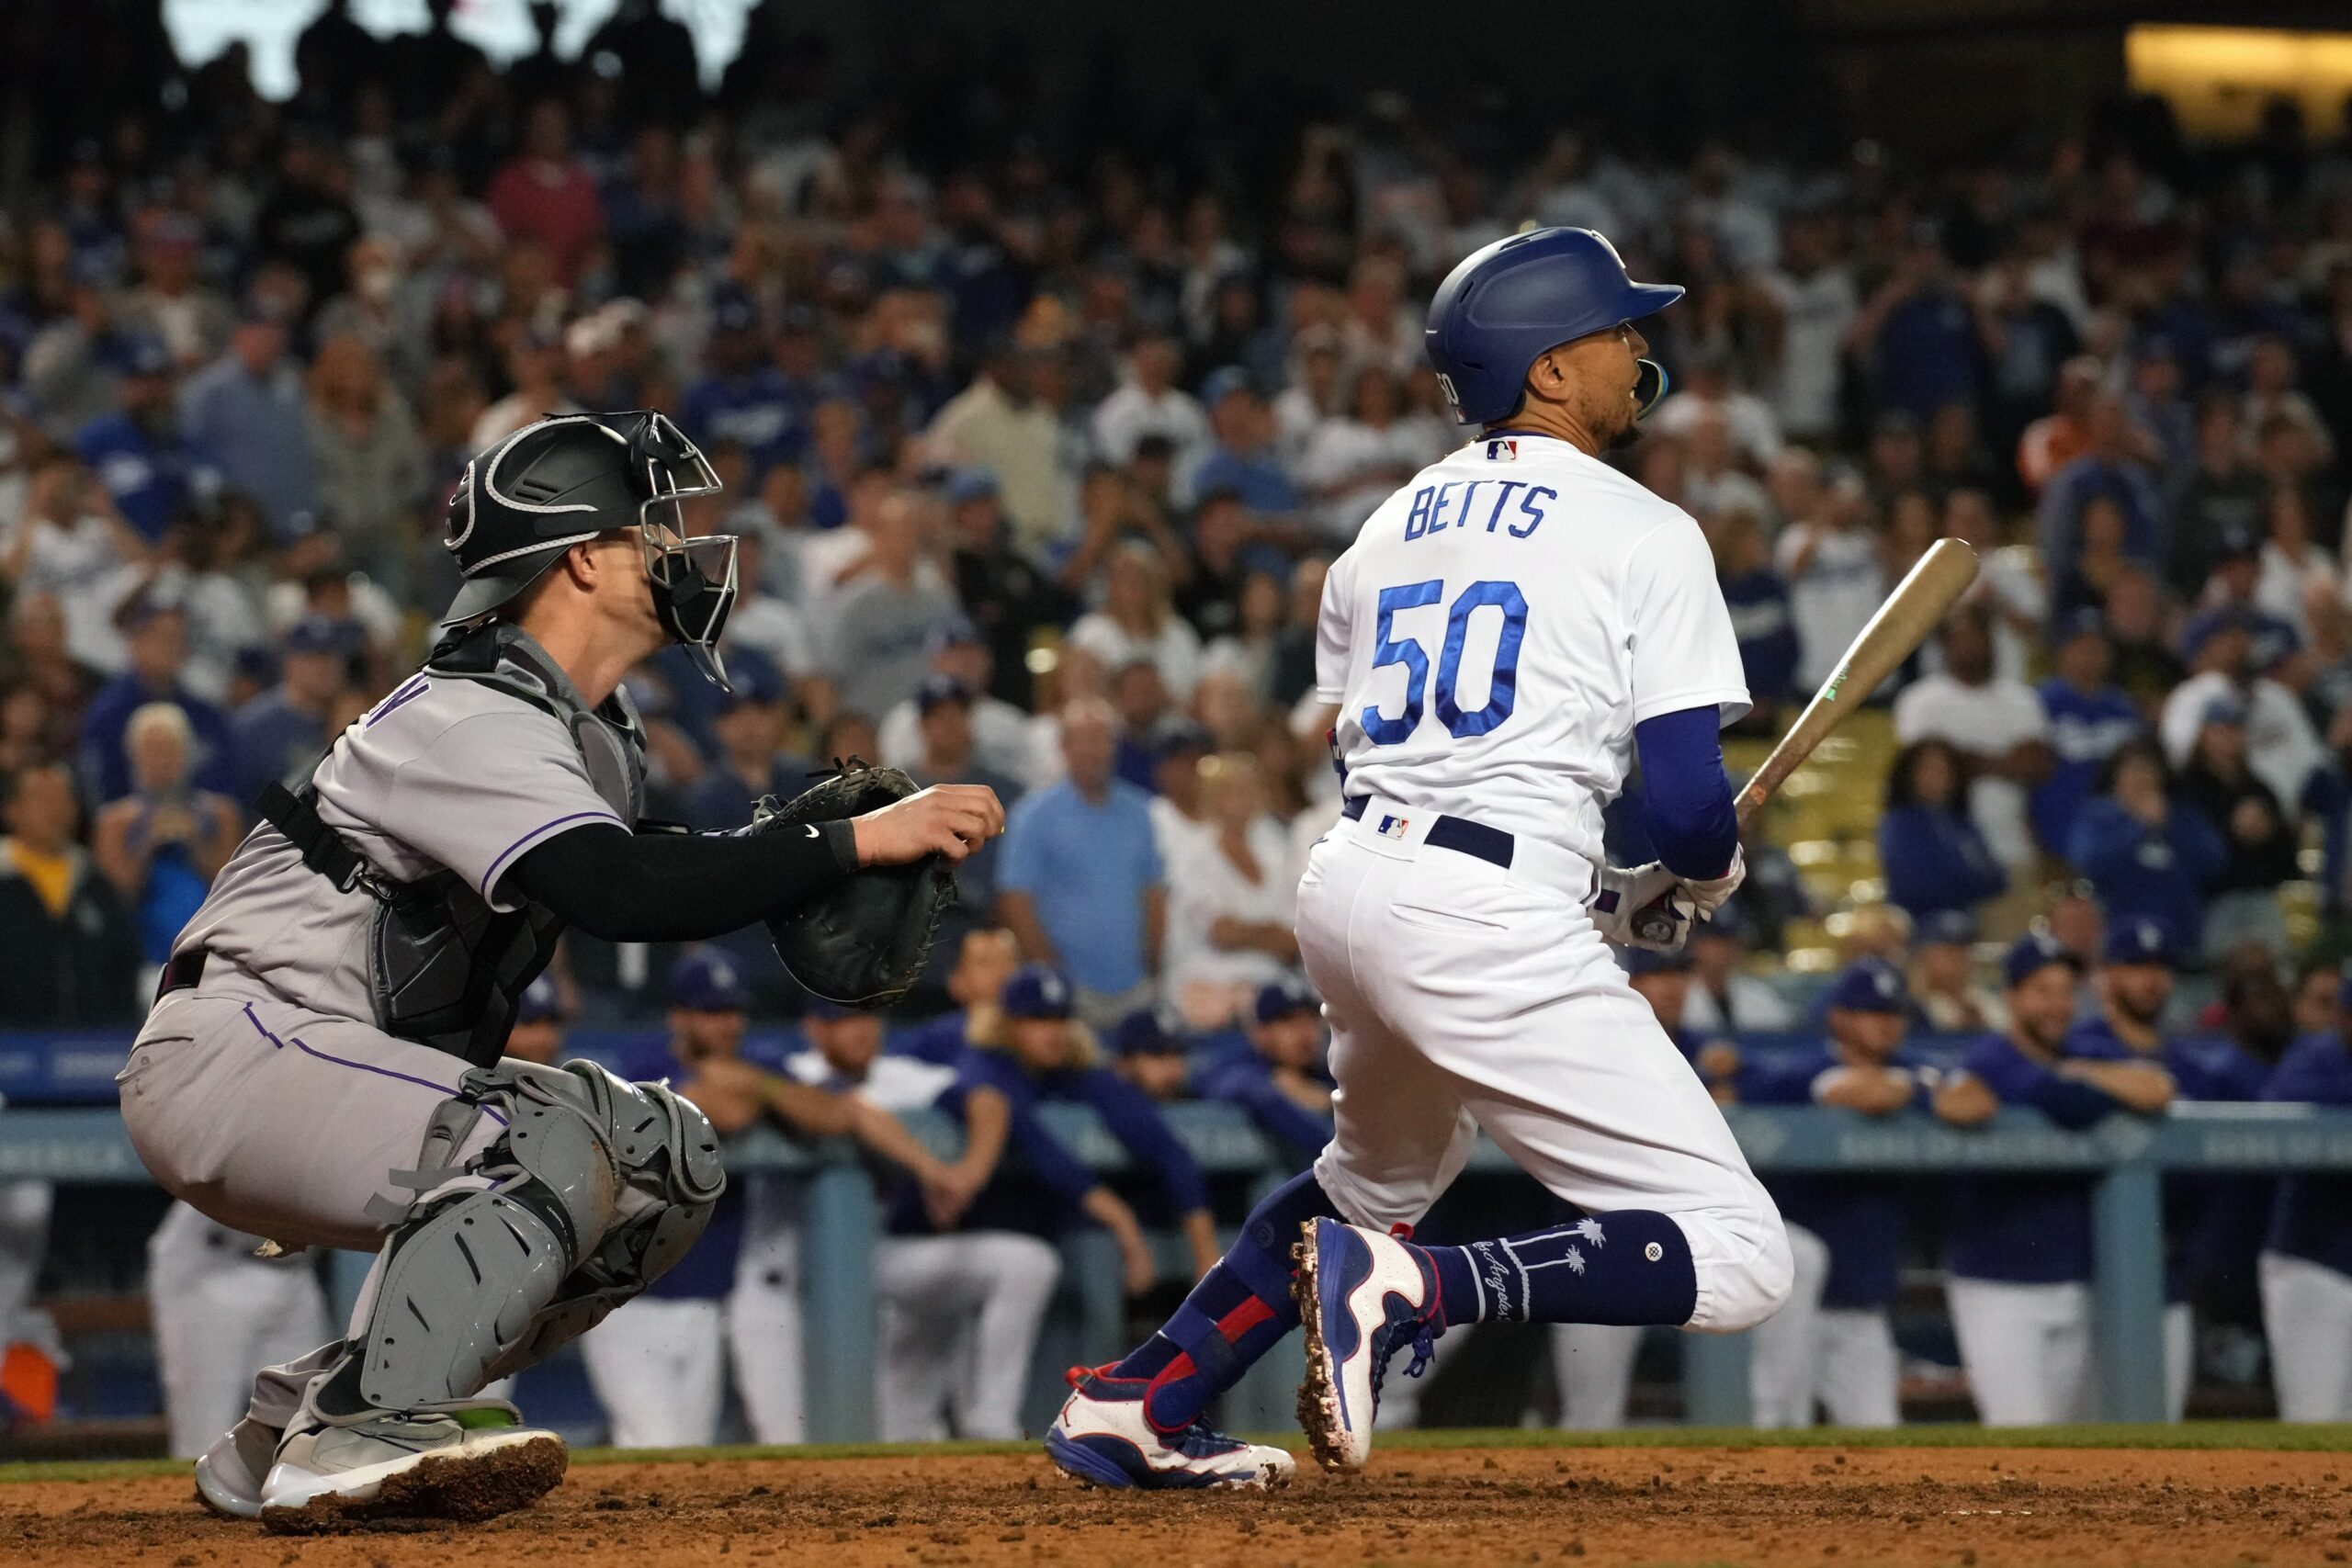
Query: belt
xmin=1340 ymin=795 xmax=1514 ymax=870
xmin=156 ymin=949 xmax=208 ymax=1001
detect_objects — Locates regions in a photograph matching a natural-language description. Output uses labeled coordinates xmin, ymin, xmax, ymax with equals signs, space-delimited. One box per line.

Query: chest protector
xmin=258 ymin=624 xmax=647 ymax=1068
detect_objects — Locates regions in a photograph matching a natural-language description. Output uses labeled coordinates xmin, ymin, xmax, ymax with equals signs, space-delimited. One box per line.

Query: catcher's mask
xmin=439 ymin=409 xmax=740 ymax=690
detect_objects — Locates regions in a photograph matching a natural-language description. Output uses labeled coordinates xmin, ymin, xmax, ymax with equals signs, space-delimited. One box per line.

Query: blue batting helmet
xmin=1423 ymin=227 xmax=1683 ymax=427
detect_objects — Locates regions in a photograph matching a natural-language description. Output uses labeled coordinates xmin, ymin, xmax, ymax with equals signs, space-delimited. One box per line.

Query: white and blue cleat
xmin=1044 ymin=1366 xmax=1295 ymax=1490
xmin=1294 ymin=1216 xmax=1442 ymax=1472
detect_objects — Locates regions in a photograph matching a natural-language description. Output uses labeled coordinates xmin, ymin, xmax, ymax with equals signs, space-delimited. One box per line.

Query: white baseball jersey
xmin=1317 ymin=431 xmax=1750 ymax=871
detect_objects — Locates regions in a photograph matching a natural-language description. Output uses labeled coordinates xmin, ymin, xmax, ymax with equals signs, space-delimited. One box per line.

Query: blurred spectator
xmin=116 ymin=213 xmax=232 ymax=371
xmin=2187 ymin=528 xmax=2301 ymax=679
xmin=1185 ymin=369 xmax=1298 ymax=520
xmin=997 ymin=699 xmax=1164 ymax=1024
xmin=2253 ymin=483 xmax=2335 ymax=644
xmin=2068 ymin=740 xmax=2225 ymax=945
xmin=1879 ymin=739 xmax=2007 ymax=924
xmin=231 ymin=614 xmax=352 ymax=804
xmin=1069 ymin=543 xmax=1203 ymax=701
xmin=2031 ymin=614 xmax=2142 ymax=857
xmin=92 ymin=704 xmax=241 ymax=979
xmin=1846 ymin=231 xmax=1984 ymax=426
xmin=74 ymin=334 xmax=214 ymax=545
xmin=1682 ymin=908 xmax=1796 ymax=1034
xmin=469 ymin=327 xmax=580 ymax=450
xmin=1091 ymin=333 xmax=1207 ymax=470
xmin=0 ymin=456 xmax=143 ymax=673
xmin=177 ymin=310 xmax=318 ymax=537
xmin=1163 ymin=752 xmax=1299 ymax=1027
xmin=940 ymin=471 xmax=1069 ymax=711
xmin=877 ymin=616 xmax=1035 ymax=784
xmin=2017 ymin=357 xmax=2104 ymax=497
xmin=1770 ymin=454 xmax=1883 ymax=693
xmin=1298 ymin=364 xmax=1443 ymax=542
xmin=1758 ymin=208 xmax=1857 ymax=445
xmin=305 ymin=334 xmax=425 ymax=597
xmin=1909 ymin=909 xmax=2004 ymax=1032
xmin=1710 ymin=507 xmax=1794 ymax=722
xmin=484 ymin=100 xmax=604 ymax=285
xmin=77 ymin=602 xmax=236 ymax=804
xmin=926 ymin=347 xmax=1069 ymax=554
xmin=2177 ymin=696 xmax=2296 ymax=960
xmin=2164 ymin=393 xmax=2267 ymax=601
xmin=0 ymin=761 xmax=137 ymax=1024
xmin=678 ymin=288 xmax=800 ymax=479
xmin=2036 ymin=391 xmax=2164 ymax=590
xmin=1192 ymin=977 xmax=1333 ymax=1161
xmin=1146 ymin=720 xmax=1215 ymax=868
xmin=2161 ymin=613 xmax=2321 ymax=814
xmin=826 ymin=490 xmax=965 ymax=723
xmin=1893 ymin=606 xmax=2052 ymax=871
xmin=680 ymin=650 xmax=800 ymax=829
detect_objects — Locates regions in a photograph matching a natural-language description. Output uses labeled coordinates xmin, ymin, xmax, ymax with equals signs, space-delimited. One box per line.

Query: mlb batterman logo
xmin=1377 ymin=814 xmax=1410 ymax=840
xmin=1484 ymin=437 xmax=1519 ymax=461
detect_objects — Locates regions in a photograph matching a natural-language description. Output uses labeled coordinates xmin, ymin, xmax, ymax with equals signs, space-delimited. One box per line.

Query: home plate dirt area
xmin=8 ymin=1429 xmax=2352 ymax=1567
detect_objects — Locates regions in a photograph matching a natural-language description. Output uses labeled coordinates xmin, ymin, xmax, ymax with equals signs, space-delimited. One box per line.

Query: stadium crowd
xmin=5 ymin=4 xmax=2352 ymax=1442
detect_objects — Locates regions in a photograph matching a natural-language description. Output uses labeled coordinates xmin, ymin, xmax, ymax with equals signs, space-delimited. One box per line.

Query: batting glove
xmin=1678 ymin=844 xmax=1747 ymax=920
xmin=1589 ymin=862 xmax=1689 ymax=952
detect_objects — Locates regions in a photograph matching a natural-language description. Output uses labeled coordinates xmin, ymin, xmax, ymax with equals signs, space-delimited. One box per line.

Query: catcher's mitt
xmin=751 ymin=759 xmax=957 ymax=1009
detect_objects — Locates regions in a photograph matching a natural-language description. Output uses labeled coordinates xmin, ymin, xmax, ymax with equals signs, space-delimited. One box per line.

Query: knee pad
xmin=341 ymin=1061 xmax=725 ymax=1412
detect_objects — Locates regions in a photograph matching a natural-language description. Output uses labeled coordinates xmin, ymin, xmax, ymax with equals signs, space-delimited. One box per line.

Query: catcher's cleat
xmin=258 ymin=1399 xmax=565 ymax=1530
xmin=1044 ymin=1365 xmax=1294 ymax=1490
xmin=194 ymin=1416 xmax=278 ymax=1520
xmin=1295 ymin=1218 xmax=1442 ymax=1472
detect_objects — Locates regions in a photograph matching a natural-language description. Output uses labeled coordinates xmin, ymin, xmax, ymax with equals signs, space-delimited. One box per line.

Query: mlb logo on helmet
xmin=1377 ymin=814 xmax=1410 ymax=840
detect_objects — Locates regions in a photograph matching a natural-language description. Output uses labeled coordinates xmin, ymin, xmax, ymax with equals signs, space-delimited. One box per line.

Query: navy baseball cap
xmin=2002 ymin=931 xmax=2082 ymax=989
xmin=924 ymin=613 xmax=984 ymax=657
xmin=1825 ymin=957 xmax=1907 ymax=1014
xmin=1254 ymin=976 xmax=1318 ymax=1025
xmin=714 ymin=647 xmax=785 ymax=707
xmin=1112 ymin=1005 xmax=1183 ymax=1057
xmin=1001 ymin=964 xmax=1074 ymax=1020
xmin=2103 ymin=916 xmax=2180 ymax=968
xmin=111 ymin=333 xmax=172 ymax=378
xmin=710 ymin=284 xmax=763 ymax=337
xmin=1200 ymin=366 xmax=1254 ymax=406
xmin=281 ymin=613 xmax=357 ymax=658
xmin=2199 ymin=694 xmax=2250 ymax=728
xmin=669 ymin=950 xmax=751 ymax=1012
xmin=2215 ymin=522 xmax=2261 ymax=561
xmin=1916 ymin=908 xmax=1979 ymax=948
xmin=803 ymin=996 xmax=860 ymax=1022
xmin=2179 ymin=607 xmax=2256 ymax=662
xmin=2054 ymin=607 xmax=2108 ymax=648
xmin=1153 ymin=719 xmax=1215 ymax=761
xmin=1622 ymin=945 xmax=1695 ymax=976
xmin=944 ymin=468 xmax=1001 ymax=505
xmin=916 ymin=671 xmax=976 ymax=716
xmin=515 ymin=974 xmax=562 ymax=1024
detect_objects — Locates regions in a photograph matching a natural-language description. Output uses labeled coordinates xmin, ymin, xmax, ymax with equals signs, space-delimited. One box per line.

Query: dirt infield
xmin=8 ymin=1438 xmax=2352 ymax=1567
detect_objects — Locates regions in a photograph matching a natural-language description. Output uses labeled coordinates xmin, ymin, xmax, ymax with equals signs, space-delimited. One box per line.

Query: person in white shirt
xmin=1147 ymin=722 xmax=1216 ymax=871
xmin=1650 ymin=355 xmax=1782 ymax=468
xmin=1758 ymin=212 xmax=1859 ymax=443
xmin=877 ymin=616 xmax=1041 ymax=784
xmin=1770 ymin=457 xmax=1885 ymax=691
xmin=2159 ymin=617 xmax=2321 ymax=814
xmin=1677 ymin=404 xmax=1775 ymax=524
xmin=1068 ymin=543 xmax=1204 ymax=700
xmin=1298 ymin=365 xmax=1450 ymax=543
xmin=1891 ymin=605 xmax=2053 ymax=871
xmin=1163 ymin=750 xmax=1301 ymax=1028
xmin=1 ymin=457 xmax=144 ymax=674
xmin=1272 ymin=326 xmax=1346 ymax=467
xmin=1091 ymin=333 xmax=1210 ymax=471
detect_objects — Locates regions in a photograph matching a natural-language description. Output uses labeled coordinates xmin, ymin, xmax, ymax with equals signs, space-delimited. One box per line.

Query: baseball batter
xmin=1046 ymin=229 xmax=1793 ymax=1487
xmin=118 ymin=412 xmax=1001 ymax=1523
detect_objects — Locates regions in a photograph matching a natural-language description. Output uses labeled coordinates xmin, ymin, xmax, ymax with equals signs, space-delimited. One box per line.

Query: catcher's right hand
xmin=852 ymin=784 xmax=1003 ymax=865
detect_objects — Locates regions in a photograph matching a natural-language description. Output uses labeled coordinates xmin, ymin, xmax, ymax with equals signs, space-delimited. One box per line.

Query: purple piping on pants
xmin=478 ymin=811 xmax=623 ymax=899
xmin=240 ymin=1002 xmax=508 ymax=1127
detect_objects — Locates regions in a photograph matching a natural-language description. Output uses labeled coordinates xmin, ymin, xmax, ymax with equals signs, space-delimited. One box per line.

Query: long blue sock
xmin=1418 ymin=1211 xmax=1698 ymax=1327
xmin=1106 ymin=1168 xmax=1339 ymax=1433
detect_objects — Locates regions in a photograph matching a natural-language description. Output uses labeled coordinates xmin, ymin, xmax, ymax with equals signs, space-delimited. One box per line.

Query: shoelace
xmin=1170 ymin=1415 xmax=1246 ymax=1459
xmin=1368 ymin=1309 xmax=1439 ymax=1406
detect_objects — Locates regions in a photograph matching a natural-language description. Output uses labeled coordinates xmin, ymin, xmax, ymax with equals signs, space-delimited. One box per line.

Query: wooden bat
xmin=1630 ymin=536 xmax=1980 ymax=945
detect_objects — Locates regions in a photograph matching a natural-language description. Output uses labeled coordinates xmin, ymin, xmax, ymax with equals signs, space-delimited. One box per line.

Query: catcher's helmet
xmin=1424 ymin=226 xmax=1684 ymax=427
xmin=441 ymin=411 xmax=740 ymax=687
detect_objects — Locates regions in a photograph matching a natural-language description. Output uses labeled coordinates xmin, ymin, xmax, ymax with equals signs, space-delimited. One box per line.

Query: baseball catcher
xmin=120 ymin=412 xmax=1000 ymax=1526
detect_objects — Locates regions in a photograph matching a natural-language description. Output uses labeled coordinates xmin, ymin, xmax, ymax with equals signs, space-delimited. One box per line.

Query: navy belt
xmin=1341 ymin=796 xmax=1514 ymax=869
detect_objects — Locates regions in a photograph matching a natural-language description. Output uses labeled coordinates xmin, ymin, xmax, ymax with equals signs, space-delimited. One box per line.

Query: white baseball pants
xmin=728 ymin=1205 xmax=805 ymax=1445
xmin=875 ymin=1232 xmax=1060 ymax=1440
xmin=1296 ymin=815 xmax=1792 ymax=1333
xmin=2261 ymin=1250 xmax=2352 ymax=1422
xmin=146 ymin=1201 xmax=332 ymax=1457
xmin=1747 ymin=1223 xmax=1901 ymax=1428
xmin=1551 ymin=1322 xmax=1645 ymax=1427
xmin=580 ymin=1296 xmax=728 ymax=1448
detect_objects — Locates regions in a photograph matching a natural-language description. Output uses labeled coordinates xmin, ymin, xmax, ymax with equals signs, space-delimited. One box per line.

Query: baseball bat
xmin=1629 ymin=536 xmax=1980 ymax=944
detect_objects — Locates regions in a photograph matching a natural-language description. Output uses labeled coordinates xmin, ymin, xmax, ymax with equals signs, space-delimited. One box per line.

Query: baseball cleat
xmin=259 ymin=1401 xmax=565 ymax=1530
xmin=1294 ymin=1217 xmax=1442 ymax=1472
xmin=1044 ymin=1365 xmax=1295 ymax=1490
xmin=193 ymin=1416 xmax=278 ymax=1519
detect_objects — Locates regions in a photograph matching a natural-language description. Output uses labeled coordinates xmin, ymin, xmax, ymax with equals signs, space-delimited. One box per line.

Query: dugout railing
xmin=6 ymin=1097 xmax=2352 ymax=1438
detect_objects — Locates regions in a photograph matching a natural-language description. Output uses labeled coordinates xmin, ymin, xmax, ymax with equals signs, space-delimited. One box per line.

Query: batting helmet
xmin=441 ymin=410 xmax=739 ymax=688
xmin=1424 ymin=227 xmax=1684 ymax=427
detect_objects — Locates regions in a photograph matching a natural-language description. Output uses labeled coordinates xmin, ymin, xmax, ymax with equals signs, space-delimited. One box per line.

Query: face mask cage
xmin=622 ymin=412 xmax=738 ymax=690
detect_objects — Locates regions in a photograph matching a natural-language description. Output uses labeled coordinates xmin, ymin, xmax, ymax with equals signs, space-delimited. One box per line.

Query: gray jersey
xmin=175 ymin=667 xmax=635 ymax=1024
